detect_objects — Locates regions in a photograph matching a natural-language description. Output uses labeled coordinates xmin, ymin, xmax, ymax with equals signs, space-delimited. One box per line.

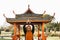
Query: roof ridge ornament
xmin=43 ymin=11 xmax=46 ymax=15
xmin=42 ymin=11 xmax=46 ymax=18
xmin=26 ymin=18 xmax=31 ymax=24
xmin=13 ymin=10 xmax=16 ymax=15
xmin=28 ymin=4 xmax=30 ymax=9
xmin=24 ymin=4 xmax=34 ymax=14
xmin=3 ymin=13 xmax=7 ymax=18
xmin=53 ymin=13 xmax=55 ymax=17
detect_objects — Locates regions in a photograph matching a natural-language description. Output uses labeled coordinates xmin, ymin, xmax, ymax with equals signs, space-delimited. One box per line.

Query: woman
xmin=26 ymin=25 xmax=33 ymax=40
xmin=23 ymin=23 xmax=34 ymax=40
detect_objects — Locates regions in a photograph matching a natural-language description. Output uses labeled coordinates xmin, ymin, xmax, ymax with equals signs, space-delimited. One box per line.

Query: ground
xmin=0 ymin=36 xmax=60 ymax=40
xmin=0 ymin=38 xmax=11 ymax=40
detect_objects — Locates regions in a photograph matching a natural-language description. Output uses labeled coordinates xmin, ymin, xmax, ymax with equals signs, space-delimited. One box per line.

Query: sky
xmin=0 ymin=0 xmax=60 ymax=26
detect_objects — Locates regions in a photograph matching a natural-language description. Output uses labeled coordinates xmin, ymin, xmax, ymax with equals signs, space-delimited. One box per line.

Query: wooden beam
xmin=7 ymin=19 xmax=50 ymax=23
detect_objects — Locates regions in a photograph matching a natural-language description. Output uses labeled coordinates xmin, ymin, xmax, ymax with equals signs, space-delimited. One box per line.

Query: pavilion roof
xmin=6 ymin=7 xmax=54 ymax=24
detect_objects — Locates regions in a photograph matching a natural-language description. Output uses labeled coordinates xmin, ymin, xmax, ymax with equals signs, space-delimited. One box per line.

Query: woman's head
xmin=26 ymin=25 xmax=31 ymax=31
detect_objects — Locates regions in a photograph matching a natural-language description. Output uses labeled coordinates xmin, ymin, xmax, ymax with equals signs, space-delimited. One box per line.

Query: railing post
xmin=38 ymin=24 xmax=40 ymax=40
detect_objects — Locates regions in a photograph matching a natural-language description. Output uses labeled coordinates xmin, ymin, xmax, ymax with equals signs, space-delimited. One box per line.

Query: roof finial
xmin=28 ymin=4 xmax=30 ymax=9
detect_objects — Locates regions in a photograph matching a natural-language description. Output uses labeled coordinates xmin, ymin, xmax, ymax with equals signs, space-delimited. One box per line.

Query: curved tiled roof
xmin=6 ymin=7 xmax=54 ymax=23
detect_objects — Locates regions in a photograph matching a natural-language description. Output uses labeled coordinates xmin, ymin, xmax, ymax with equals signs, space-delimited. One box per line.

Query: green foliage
xmin=46 ymin=22 xmax=60 ymax=32
xmin=5 ymin=29 xmax=10 ymax=32
xmin=0 ymin=29 xmax=1 ymax=34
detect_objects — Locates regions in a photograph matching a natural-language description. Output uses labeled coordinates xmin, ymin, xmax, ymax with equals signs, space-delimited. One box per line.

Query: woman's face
xmin=26 ymin=25 xmax=31 ymax=31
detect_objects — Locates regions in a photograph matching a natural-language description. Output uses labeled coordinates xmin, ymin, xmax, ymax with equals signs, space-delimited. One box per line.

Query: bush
xmin=5 ymin=29 xmax=10 ymax=32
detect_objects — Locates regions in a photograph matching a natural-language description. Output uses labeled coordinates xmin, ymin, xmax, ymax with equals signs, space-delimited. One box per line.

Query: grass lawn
xmin=0 ymin=38 xmax=11 ymax=40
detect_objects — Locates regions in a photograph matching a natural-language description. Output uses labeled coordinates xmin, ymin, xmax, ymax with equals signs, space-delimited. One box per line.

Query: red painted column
xmin=12 ymin=23 xmax=17 ymax=40
xmin=42 ymin=23 xmax=45 ymax=40
xmin=38 ymin=24 xmax=40 ymax=40
xmin=14 ymin=23 xmax=17 ymax=35
xmin=17 ymin=24 xmax=20 ymax=40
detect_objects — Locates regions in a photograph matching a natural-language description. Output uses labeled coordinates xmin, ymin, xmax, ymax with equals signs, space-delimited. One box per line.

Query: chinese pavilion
xmin=4 ymin=5 xmax=54 ymax=40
